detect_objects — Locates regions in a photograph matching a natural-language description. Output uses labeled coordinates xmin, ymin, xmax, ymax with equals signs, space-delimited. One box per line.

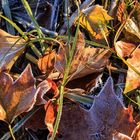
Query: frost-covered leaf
xmin=0 ymin=65 xmax=39 ymax=123
xmin=86 ymin=77 xmax=136 ymax=139
xmin=55 ymin=31 xmax=110 ymax=80
xmin=0 ymin=29 xmax=26 ymax=70
xmin=115 ymin=41 xmax=140 ymax=93
xmin=58 ymin=77 xmax=136 ymax=140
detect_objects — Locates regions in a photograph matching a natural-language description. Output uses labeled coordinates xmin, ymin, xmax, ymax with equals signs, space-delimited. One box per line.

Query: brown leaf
xmin=55 ymin=31 xmax=110 ymax=80
xmin=0 ymin=64 xmax=39 ymax=123
xmin=38 ymin=50 xmax=56 ymax=74
xmin=0 ymin=29 xmax=25 ymax=70
xmin=115 ymin=41 xmax=140 ymax=93
xmin=58 ymin=77 xmax=136 ymax=140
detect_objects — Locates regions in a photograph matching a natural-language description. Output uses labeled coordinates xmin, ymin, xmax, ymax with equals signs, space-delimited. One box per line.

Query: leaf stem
xmin=8 ymin=124 xmax=16 ymax=140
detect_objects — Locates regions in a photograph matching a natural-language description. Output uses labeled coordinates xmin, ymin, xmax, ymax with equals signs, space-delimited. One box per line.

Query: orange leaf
xmin=38 ymin=50 xmax=56 ymax=74
xmin=44 ymin=100 xmax=58 ymax=133
xmin=0 ymin=65 xmax=39 ymax=123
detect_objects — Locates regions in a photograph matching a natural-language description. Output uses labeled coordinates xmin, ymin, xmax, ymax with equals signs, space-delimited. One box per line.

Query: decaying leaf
xmin=0 ymin=64 xmax=39 ymax=123
xmin=38 ymin=50 xmax=56 ymax=74
xmin=79 ymin=5 xmax=113 ymax=40
xmin=58 ymin=77 xmax=136 ymax=140
xmin=115 ymin=41 xmax=140 ymax=93
xmin=0 ymin=29 xmax=26 ymax=70
xmin=55 ymin=30 xmax=110 ymax=81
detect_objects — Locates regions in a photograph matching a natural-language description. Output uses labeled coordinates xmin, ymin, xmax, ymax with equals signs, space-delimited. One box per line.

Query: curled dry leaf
xmin=58 ymin=77 xmax=136 ymax=140
xmin=0 ymin=65 xmax=39 ymax=123
xmin=115 ymin=41 xmax=140 ymax=93
xmin=116 ymin=1 xmax=140 ymax=41
xmin=79 ymin=5 xmax=113 ymax=40
xmin=0 ymin=29 xmax=26 ymax=70
xmin=55 ymin=30 xmax=110 ymax=81
xmin=38 ymin=50 xmax=56 ymax=74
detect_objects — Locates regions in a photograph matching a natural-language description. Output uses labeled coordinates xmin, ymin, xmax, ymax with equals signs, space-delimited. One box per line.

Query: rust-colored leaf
xmin=115 ymin=41 xmax=140 ymax=93
xmin=44 ymin=100 xmax=58 ymax=133
xmin=0 ymin=29 xmax=25 ymax=70
xmin=38 ymin=50 xmax=56 ymax=74
xmin=0 ymin=65 xmax=39 ymax=123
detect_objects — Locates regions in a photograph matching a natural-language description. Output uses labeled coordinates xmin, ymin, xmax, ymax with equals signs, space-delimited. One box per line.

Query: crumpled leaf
xmin=58 ymin=77 xmax=136 ymax=140
xmin=0 ymin=64 xmax=39 ymax=123
xmin=0 ymin=29 xmax=26 ymax=70
xmin=79 ymin=5 xmax=113 ymax=40
xmin=38 ymin=50 xmax=56 ymax=74
xmin=115 ymin=41 xmax=140 ymax=93
xmin=55 ymin=30 xmax=110 ymax=80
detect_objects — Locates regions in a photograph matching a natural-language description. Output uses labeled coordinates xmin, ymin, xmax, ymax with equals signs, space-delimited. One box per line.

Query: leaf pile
xmin=0 ymin=0 xmax=140 ymax=140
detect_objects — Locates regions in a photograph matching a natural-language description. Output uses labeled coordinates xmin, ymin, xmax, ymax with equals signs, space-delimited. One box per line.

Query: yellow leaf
xmin=79 ymin=5 xmax=113 ymax=40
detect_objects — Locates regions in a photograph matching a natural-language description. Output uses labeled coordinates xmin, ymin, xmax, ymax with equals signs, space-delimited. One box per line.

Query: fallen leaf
xmin=38 ymin=50 xmax=56 ymax=74
xmin=79 ymin=5 xmax=113 ymax=40
xmin=57 ymin=77 xmax=136 ymax=140
xmin=24 ymin=78 xmax=59 ymax=131
xmin=0 ymin=29 xmax=26 ymax=70
xmin=55 ymin=30 xmax=110 ymax=81
xmin=0 ymin=64 xmax=39 ymax=123
xmin=45 ymin=100 xmax=58 ymax=133
xmin=115 ymin=41 xmax=140 ymax=93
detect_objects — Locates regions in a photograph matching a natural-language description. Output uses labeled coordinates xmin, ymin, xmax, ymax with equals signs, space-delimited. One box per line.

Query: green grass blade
xmin=21 ymin=0 xmax=44 ymax=38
